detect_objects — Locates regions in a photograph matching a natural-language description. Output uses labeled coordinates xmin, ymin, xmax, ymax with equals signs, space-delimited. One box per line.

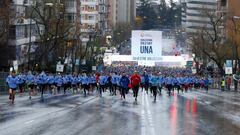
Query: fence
xmin=0 ymin=72 xmax=8 ymax=94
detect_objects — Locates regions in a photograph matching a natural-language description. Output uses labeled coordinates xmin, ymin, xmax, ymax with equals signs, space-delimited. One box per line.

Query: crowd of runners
xmin=5 ymin=66 xmax=211 ymax=104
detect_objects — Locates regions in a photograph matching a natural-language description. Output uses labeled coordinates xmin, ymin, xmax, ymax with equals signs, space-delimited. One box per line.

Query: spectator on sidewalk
xmin=227 ymin=76 xmax=232 ymax=91
xmin=221 ymin=78 xmax=225 ymax=91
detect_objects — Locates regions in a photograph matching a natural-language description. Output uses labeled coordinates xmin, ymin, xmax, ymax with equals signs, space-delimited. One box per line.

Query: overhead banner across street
xmin=131 ymin=30 xmax=162 ymax=61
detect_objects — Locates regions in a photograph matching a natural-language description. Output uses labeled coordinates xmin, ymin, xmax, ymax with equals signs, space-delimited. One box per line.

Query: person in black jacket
xmin=107 ymin=73 xmax=113 ymax=95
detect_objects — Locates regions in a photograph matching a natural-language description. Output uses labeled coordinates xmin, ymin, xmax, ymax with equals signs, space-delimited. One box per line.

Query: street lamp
xmin=233 ymin=16 xmax=240 ymax=20
xmin=232 ymin=15 xmax=240 ymax=91
xmin=232 ymin=15 xmax=240 ymax=70
xmin=106 ymin=35 xmax=112 ymax=49
xmin=45 ymin=3 xmax=54 ymax=7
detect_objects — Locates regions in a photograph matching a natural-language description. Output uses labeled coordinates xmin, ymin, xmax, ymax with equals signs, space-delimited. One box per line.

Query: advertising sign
xmin=225 ymin=60 xmax=232 ymax=74
xmin=56 ymin=64 xmax=64 ymax=72
xmin=131 ymin=30 xmax=162 ymax=61
xmin=225 ymin=67 xmax=233 ymax=74
xmin=92 ymin=66 xmax=97 ymax=71
xmin=226 ymin=60 xmax=232 ymax=67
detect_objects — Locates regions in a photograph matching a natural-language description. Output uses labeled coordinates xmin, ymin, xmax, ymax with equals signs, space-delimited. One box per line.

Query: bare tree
xmin=189 ymin=8 xmax=232 ymax=76
xmin=113 ymin=23 xmax=132 ymax=47
xmin=28 ymin=0 xmax=73 ymax=70
xmin=0 ymin=0 xmax=14 ymax=70
xmin=0 ymin=0 xmax=11 ymax=41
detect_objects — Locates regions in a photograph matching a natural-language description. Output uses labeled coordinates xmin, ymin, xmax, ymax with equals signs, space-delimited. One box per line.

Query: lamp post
xmin=232 ymin=16 xmax=240 ymax=91
xmin=106 ymin=35 xmax=112 ymax=49
xmin=27 ymin=6 xmax=34 ymax=71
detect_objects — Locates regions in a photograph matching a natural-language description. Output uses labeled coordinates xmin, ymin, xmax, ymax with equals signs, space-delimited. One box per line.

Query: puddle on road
xmin=167 ymin=93 xmax=240 ymax=135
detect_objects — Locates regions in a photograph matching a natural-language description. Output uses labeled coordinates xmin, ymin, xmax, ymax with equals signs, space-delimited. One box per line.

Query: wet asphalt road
xmin=0 ymin=89 xmax=240 ymax=135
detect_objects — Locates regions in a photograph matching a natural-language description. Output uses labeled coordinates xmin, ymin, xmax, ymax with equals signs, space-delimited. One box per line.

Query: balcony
xmin=81 ymin=10 xmax=98 ymax=15
xmin=65 ymin=7 xmax=77 ymax=13
xmin=8 ymin=36 xmax=36 ymax=46
xmin=81 ymin=1 xmax=98 ymax=6
xmin=81 ymin=19 xmax=98 ymax=24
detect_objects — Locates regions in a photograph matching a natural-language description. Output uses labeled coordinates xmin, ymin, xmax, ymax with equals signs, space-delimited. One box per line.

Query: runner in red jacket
xmin=131 ymin=71 xmax=141 ymax=101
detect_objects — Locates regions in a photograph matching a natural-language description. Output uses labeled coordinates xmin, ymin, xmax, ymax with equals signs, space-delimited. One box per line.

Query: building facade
xmin=109 ymin=0 xmax=136 ymax=29
xmin=181 ymin=0 xmax=217 ymax=34
xmin=6 ymin=0 xmax=38 ymax=69
xmin=65 ymin=0 xmax=109 ymax=41
xmin=217 ymin=0 xmax=240 ymax=38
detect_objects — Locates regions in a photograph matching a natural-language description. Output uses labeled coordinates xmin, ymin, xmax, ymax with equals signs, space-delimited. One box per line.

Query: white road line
xmin=145 ymin=94 xmax=156 ymax=135
xmin=25 ymin=120 xmax=34 ymax=124
xmin=141 ymin=91 xmax=146 ymax=135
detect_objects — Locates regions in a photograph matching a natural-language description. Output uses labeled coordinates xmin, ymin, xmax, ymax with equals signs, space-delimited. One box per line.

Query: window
xmin=221 ymin=0 xmax=226 ymax=6
xmin=88 ymin=15 xmax=94 ymax=20
xmin=65 ymin=0 xmax=75 ymax=7
xmin=88 ymin=6 xmax=95 ymax=11
xmin=65 ymin=14 xmax=75 ymax=23
xmin=16 ymin=25 xmax=25 ymax=39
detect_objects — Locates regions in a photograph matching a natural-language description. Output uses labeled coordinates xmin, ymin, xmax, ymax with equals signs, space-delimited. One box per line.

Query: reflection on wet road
xmin=0 ymin=90 xmax=240 ymax=135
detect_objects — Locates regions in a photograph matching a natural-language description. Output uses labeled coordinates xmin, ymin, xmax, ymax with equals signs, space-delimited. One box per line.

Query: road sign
xmin=226 ymin=60 xmax=232 ymax=67
xmin=56 ymin=64 xmax=64 ymax=72
xmin=75 ymin=59 xmax=80 ymax=65
xmin=225 ymin=67 xmax=233 ymax=74
xmin=186 ymin=61 xmax=193 ymax=67
xmin=192 ymin=68 xmax=197 ymax=74
xmin=92 ymin=66 xmax=96 ymax=71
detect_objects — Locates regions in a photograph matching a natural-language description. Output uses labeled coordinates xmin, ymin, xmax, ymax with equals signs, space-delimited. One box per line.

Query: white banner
xmin=131 ymin=30 xmax=162 ymax=61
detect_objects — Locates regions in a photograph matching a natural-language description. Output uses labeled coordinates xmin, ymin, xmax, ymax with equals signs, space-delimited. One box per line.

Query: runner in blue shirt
xmin=140 ymin=75 xmax=145 ymax=91
xmin=16 ymin=73 xmax=25 ymax=96
xmin=204 ymin=77 xmax=209 ymax=92
xmin=183 ymin=77 xmax=190 ymax=92
xmin=165 ymin=76 xmax=173 ymax=96
xmin=99 ymin=73 xmax=106 ymax=97
xmin=150 ymin=72 xmax=159 ymax=101
xmin=63 ymin=75 xmax=69 ymax=94
xmin=112 ymin=72 xmax=118 ymax=95
xmin=47 ymin=74 xmax=55 ymax=94
xmin=119 ymin=72 xmax=130 ymax=100
xmin=26 ymin=71 xmax=35 ymax=99
xmin=6 ymin=71 xmax=17 ymax=104
xmin=81 ymin=73 xmax=89 ymax=96
xmin=143 ymin=72 xmax=150 ymax=94
xmin=55 ymin=73 xmax=63 ymax=94
xmin=71 ymin=74 xmax=78 ymax=94
xmin=157 ymin=74 xmax=164 ymax=95
xmin=89 ymin=74 xmax=97 ymax=94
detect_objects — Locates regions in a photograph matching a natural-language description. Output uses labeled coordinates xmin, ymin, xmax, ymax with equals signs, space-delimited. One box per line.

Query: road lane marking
xmin=141 ymin=91 xmax=146 ymax=135
xmin=145 ymin=94 xmax=156 ymax=135
xmin=25 ymin=120 xmax=34 ymax=124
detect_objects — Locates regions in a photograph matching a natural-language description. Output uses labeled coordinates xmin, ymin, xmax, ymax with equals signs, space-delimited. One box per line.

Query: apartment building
xmin=181 ymin=0 xmax=217 ymax=34
xmin=7 ymin=0 xmax=38 ymax=67
xmin=109 ymin=0 xmax=136 ymax=29
xmin=65 ymin=0 xmax=109 ymax=43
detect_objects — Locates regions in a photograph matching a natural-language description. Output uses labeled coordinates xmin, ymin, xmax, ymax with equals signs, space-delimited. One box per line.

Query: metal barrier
xmin=0 ymin=72 xmax=8 ymax=94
